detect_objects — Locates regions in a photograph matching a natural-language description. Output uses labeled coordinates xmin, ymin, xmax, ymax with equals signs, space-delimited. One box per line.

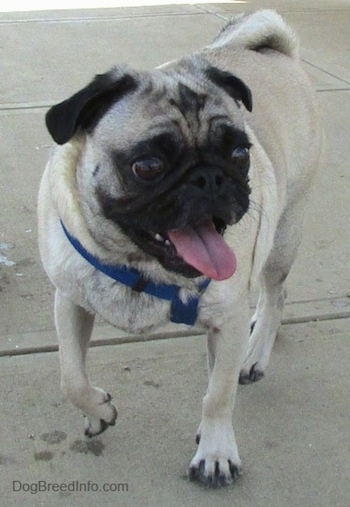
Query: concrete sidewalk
xmin=0 ymin=1 xmax=349 ymax=505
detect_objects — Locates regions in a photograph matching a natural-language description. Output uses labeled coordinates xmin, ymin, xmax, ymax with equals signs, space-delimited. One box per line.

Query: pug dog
xmin=38 ymin=9 xmax=323 ymax=488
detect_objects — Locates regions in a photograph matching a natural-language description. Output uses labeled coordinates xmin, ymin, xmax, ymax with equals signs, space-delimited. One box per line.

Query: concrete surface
xmin=0 ymin=1 xmax=349 ymax=506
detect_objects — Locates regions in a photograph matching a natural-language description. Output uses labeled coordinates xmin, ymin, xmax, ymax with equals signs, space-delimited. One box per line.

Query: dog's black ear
xmin=45 ymin=67 xmax=138 ymax=145
xmin=206 ymin=66 xmax=253 ymax=112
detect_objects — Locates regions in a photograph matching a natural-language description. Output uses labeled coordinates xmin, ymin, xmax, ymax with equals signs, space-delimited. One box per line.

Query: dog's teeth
xmin=154 ymin=233 xmax=164 ymax=242
xmin=165 ymin=239 xmax=171 ymax=246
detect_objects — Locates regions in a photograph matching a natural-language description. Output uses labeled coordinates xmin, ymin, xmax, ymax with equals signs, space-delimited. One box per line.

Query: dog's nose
xmin=189 ymin=167 xmax=224 ymax=198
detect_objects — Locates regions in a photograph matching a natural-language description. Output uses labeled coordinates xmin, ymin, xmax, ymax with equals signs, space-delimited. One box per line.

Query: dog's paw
xmin=83 ymin=391 xmax=118 ymax=437
xmin=189 ymin=420 xmax=241 ymax=488
xmin=239 ymin=362 xmax=265 ymax=385
xmin=189 ymin=456 xmax=241 ymax=488
xmin=84 ymin=414 xmax=116 ymax=438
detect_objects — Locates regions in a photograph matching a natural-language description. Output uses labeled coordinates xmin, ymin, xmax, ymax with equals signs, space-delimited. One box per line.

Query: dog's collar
xmin=60 ymin=221 xmax=210 ymax=326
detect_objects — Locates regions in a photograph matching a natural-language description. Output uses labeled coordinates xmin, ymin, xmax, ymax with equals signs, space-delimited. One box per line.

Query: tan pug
xmin=38 ymin=10 xmax=323 ymax=487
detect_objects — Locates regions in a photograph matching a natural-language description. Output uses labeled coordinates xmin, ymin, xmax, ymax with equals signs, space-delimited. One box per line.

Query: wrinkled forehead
xmin=92 ymin=69 xmax=244 ymax=151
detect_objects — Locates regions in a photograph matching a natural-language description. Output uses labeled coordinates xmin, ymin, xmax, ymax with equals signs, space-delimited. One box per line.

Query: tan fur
xmin=38 ymin=10 xmax=323 ymax=487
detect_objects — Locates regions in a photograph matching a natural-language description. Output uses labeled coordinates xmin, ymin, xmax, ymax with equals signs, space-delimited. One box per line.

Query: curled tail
xmin=212 ymin=9 xmax=299 ymax=59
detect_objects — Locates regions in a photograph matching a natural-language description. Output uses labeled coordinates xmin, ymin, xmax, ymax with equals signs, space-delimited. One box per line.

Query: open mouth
xmin=136 ymin=216 xmax=237 ymax=281
xmin=146 ymin=216 xmax=226 ymax=247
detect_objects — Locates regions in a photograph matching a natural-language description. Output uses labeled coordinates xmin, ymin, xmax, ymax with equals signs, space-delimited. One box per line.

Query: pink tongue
xmin=168 ymin=219 xmax=236 ymax=281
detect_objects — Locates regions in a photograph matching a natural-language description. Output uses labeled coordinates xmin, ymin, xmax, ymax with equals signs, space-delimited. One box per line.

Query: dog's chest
xmin=79 ymin=273 xmax=171 ymax=333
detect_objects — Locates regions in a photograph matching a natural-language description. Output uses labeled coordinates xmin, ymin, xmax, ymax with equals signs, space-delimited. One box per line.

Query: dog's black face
xmin=98 ymin=123 xmax=251 ymax=279
xmin=46 ymin=61 xmax=253 ymax=280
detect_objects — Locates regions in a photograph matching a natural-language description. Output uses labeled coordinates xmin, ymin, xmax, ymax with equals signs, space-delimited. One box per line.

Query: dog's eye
xmin=232 ymin=146 xmax=250 ymax=160
xmin=232 ymin=146 xmax=250 ymax=181
xmin=132 ymin=157 xmax=164 ymax=182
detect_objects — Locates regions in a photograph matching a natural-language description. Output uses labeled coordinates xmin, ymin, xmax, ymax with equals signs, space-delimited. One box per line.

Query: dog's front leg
xmin=55 ymin=290 xmax=117 ymax=437
xmin=189 ymin=300 xmax=250 ymax=488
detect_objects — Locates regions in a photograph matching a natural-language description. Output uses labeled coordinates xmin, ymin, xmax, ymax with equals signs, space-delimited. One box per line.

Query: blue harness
xmin=60 ymin=221 xmax=210 ymax=326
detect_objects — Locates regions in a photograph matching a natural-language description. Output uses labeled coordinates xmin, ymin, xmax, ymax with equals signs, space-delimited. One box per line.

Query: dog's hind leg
xmin=55 ymin=290 xmax=118 ymax=436
xmin=239 ymin=202 xmax=305 ymax=384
